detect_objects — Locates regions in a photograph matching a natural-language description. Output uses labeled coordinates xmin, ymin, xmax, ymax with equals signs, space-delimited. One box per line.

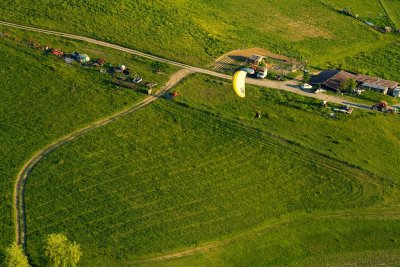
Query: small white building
xmin=392 ymin=87 xmax=400 ymax=98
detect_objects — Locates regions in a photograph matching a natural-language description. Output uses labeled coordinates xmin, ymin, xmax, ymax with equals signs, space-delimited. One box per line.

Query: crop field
xmin=0 ymin=0 xmax=389 ymax=68
xmin=22 ymin=74 xmax=400 ymax=265
xmin=0 ymin=33 xmax=175 ymax=259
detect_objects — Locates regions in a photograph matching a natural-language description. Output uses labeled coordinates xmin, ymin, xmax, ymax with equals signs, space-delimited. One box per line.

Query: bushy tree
xmin=5 ymin=243 xmax=30 ymax=267
xmin=44 ymin=234 xmax=82 ymax=267
xmin=341 ymin=78 xmax=357 ymax=92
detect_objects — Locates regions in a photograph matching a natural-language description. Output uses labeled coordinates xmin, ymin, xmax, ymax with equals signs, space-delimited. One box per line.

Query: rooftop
xmin=247 ymin=54 xmax=264 ymax=61
xmin=356 ymin=74 xmax=398 ymax=89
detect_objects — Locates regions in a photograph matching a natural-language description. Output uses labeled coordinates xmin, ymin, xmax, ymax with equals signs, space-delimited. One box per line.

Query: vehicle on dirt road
xmin=256 ymin=67 xmax=268 ymax=79
xmin=372 ymin=101 xmax=396 ymax=113
xmin=301 ymin=83 xmax=313 ymax=90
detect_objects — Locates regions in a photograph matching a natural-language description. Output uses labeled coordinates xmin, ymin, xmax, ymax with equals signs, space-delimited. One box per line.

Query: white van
xmin=257 ymin=67 xmax=268 ymax=79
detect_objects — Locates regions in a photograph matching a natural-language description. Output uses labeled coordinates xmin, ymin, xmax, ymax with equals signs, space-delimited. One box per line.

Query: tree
xmin=341 ymin=78 xmax=357 ymax=93
xmin=151 ymin=61 xmax=163 ymax=74
xmin=5 ymin=243 xmax=30 ymax=267
xmin=44 ymin=234 xmax=82 ymax=267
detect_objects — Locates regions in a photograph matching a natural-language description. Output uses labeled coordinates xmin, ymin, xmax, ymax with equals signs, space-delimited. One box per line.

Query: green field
xmin=0 ymin=33 xmax=175 ymax=260
xmin=381 ymin=0 xmax=400 ymax=27
xmin=341 ymin=40 xmax=400 ymax=81
xmin=21 ymin=74 xmax=400 ymax=265
xmin=0 ymin=0 xmax=391 ymax=68
xmin=148 ymin=215 xmax=400 ymax=267
xmin=1 ymin=1 xmax=400 ymax=266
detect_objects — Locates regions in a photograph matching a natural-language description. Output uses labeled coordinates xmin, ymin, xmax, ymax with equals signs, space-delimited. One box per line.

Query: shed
xmin=310 ymin=70 xmax=357 ymax=92
xmin=323 ymin=71 xmax=357 ymax=91
xmin=309 ymin=70 xmax=340 ymax=86
xmin=356 ymin=74 xmax=398 ymax=95
xmin=392 ymin=87 xmax=400 ymax=97
xmin=360 ymin=82 xmax=388 ymax=94
xmin=246 ymin=55 xmax=265 ymax=65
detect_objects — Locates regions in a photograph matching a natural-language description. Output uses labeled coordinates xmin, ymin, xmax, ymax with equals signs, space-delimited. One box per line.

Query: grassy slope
xmin=0 ymin=33 xmax=174 ymax=260
xmin=24 ymin=74 xmax=400 ymax=265
xmin=0 ymin=0 xmax=388 ymax=67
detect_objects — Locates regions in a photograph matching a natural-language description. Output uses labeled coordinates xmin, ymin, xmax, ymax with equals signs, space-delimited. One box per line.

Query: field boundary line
xmin=13 ymin=69 xmax=192 ymax=249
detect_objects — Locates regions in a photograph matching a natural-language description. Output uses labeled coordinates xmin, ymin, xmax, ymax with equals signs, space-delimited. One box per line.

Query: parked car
xmin=314 ymin=88 xmax=326 ymax=94
xmin=256 ymin=67 xmax=268 ymax=79
xmin=301 ymin=83 xmax=313 ymax=90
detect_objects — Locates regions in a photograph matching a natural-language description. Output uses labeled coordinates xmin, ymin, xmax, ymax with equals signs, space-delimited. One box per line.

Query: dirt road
xmin=0 ymin=20 xmax=373 ymax=111
xmin=13 ymin=69 xmax=192 ymax=249
xmin=0 ymin=19 xmax=376 ymax=249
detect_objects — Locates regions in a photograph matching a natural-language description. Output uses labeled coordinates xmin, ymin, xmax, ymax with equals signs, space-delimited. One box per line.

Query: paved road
xmin=0 ymin=20 xmax=373 ymax=111
xmin=13 ymin=69 xmax=192 ymax=249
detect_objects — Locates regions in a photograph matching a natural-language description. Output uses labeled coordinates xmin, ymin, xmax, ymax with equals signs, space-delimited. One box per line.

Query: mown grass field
xmin=0 ymin=0 xmax=390 ymax=68
xmin=23 ymin=74 xmax=400 ymax=265
xmin=1 ymin=1 xmax=400 ymax=265
xmin=0 ymin=32 xmax=175 ymax=262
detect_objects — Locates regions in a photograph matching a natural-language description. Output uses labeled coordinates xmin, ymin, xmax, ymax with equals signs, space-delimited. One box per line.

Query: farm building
xmin=309 ymin=70 xmax=356 ymax=92
xmin=392 ymin=87 xmax=400 ymax=98
xmin=310 ymin=70 xmax=398 ymax=94
xmin=246 ymin=55 xmax=265 ymax=65
xmin=356 ymin=74 xmax=398 ymax=95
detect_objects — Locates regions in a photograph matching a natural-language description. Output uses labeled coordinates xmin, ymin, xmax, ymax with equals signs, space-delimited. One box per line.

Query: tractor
xmin=372 ymin=101 xmax=395 ymax=113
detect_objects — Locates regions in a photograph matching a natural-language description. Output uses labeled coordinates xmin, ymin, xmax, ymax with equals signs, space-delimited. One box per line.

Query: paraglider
xmin=232 ymin=67 xmax=264 ymax=98
xmin=232 ymin=70 xmax=247 ymax=98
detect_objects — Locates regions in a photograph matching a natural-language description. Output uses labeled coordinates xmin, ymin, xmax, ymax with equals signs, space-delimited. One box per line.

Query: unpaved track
xmin=0 ymin=20 xmax=373 ymax=111
xmin=14 ymin=69 xmax=192 ymax=249
xmin=0 ymin=19 xmax=380 ymax=255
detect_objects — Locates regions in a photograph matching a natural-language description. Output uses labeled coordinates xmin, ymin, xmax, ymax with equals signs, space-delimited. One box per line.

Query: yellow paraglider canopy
xmin=232 ymin=70 xmax=247 ymax=98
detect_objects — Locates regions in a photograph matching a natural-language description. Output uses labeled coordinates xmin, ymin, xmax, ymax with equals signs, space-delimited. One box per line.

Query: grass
xmin=1 ymin=2 xmax=400 ymax=265
xmin=380 ymin=0 xmax=400 ymax=28
xmin=0 ymin=0 xmax=391 ymax=68
xmin=0 ymin=32 xmax=176 ymax=262
xmin=323 ymin=90 xmax=399 ymax=106
xmin=320 ymin=0 xmax=394 ymax=27
xmin=22 ymin=74 xmax=400 ymax=265
xmin=147 ymin=215 xmax=400 ymax=267
xmin=341 ymin=40 xmax=400 ymax=82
